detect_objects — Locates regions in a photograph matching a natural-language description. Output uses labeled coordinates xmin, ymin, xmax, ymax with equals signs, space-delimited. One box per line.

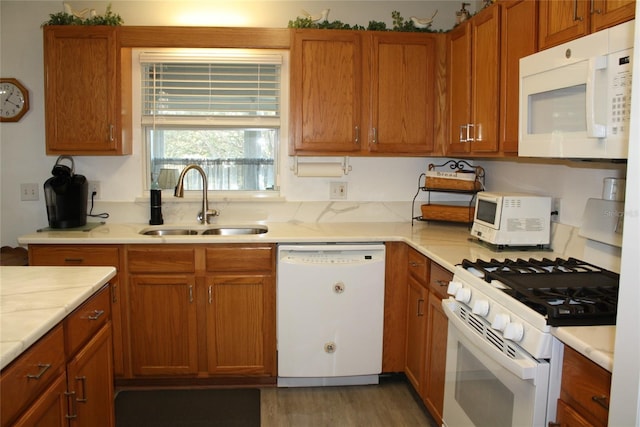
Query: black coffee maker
xmin=44 ymin=156 xmax=88 ymax=228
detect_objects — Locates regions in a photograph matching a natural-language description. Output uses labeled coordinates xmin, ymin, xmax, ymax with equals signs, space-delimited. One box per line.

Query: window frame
xmin=131 ymin=47 xmax=289 ymax=199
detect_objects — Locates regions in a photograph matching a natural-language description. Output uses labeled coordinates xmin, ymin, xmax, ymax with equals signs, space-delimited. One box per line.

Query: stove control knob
xmin=454 ymin=287 xmax=472 ymax=304
xmin=472 ymin=299 xmax=490 ymax=317
xmin=504 ymin=322 xmax=525 ymax=342
xmin=491 ymin=313 xmax=510 ymax=331
xmin=447 ymin=281 xmax=463 ymax=296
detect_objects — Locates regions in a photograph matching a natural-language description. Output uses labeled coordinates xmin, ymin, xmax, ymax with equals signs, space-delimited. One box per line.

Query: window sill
xmin=135 ymin=191 xmax=285 ymax=204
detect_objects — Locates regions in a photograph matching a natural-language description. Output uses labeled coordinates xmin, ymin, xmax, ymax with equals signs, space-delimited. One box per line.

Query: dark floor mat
xmin=115 ymin=388 xmax=260 ymax=427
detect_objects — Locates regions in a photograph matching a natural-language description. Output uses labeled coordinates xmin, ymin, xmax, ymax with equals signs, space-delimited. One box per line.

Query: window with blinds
xmin=138 ymin=49 xmax=286 ymax=193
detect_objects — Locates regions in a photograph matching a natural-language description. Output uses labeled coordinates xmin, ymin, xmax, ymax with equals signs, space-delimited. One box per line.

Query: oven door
xmin=442 ymin=300 xmax=550 ymax=427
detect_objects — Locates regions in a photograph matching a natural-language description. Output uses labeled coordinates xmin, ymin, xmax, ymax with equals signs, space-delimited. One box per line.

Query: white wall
xmin=0 ymin=0 xmax=629 ymax=247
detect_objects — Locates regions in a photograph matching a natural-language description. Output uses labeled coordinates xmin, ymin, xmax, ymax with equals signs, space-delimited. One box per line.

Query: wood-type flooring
xmin=260 ymin=377 xmax=439 ymax=427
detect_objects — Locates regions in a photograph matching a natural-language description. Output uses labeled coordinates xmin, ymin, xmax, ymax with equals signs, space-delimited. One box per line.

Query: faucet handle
xmin=198 ymin=209 xmax=220 ymax=224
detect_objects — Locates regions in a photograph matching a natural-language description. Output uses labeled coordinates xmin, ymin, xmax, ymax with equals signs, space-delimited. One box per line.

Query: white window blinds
xmin=140 ymin=51 xmax=282 ymax=119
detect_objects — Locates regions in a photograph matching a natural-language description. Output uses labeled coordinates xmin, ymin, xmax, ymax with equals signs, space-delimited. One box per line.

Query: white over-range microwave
xmin=519 ymin=20 xmax=634 ymax=159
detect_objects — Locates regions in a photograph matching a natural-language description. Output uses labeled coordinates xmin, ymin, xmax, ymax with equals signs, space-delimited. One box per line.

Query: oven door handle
xmin=443 ymin=299 xmax=543 ymax=381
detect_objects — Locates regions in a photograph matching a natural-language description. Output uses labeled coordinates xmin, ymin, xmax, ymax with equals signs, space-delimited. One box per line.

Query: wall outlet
xmin=20 ymin=183 xmax=39 ymax=201
xmin=330 ymin=182 xmax=347 ymax=200
xmin=89 ymin=181 xmax=101 ymax=199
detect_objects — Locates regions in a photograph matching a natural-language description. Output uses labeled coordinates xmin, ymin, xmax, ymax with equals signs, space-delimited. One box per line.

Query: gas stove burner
xmin=461 ymin=257 xmax=620 ymax=326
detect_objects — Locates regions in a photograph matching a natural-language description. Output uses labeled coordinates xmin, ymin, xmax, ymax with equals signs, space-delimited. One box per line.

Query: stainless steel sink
xmin=140 ymin=225 xmax=267 ymax=236
xmin=201 ymin=226 xmax=268 ymax=235
xmin=141 ymin=228 xmax=199 ymax=236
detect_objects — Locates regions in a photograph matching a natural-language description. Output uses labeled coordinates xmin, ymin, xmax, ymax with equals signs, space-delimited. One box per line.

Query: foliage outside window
xmin=140 ymin=50 xmax=284 ymax=193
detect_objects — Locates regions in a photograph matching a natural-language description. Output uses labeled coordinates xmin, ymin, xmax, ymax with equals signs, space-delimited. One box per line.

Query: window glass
xmin=139 ymin=49 xmax=285 ymax=192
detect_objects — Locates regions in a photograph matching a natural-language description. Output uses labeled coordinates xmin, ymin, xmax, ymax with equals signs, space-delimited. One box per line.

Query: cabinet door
xmin=591 ymin=0 xmax=636 ymax=32
xmin=470 ymin=5 xmax=500 ymax=153
xmin=447 ymin=23 xmax=472 ymax=155
xmin=424 ymin=292 xmax=449 ymax=426
xmin=43 ymin=26 xmax=127 ymax=155
xmin=66 ymin=324 xmax=114 ymax=427
xmin=290 ymin=30 xmax=363 ymax=154
xmin=205 ymin=276 xmax=276 ymax=375
xmin=405 ymin=275 xmax=428 ymax=392
xmin=538 ymin=0 xmax=590 ymax=50
xmin=367 ymin=33 xmax=436 ymax=154
xmin=555 ymin=398 xmax=595 ymax=427
xmin=11 ymin=373 xmax=68 ymax=427
xmin=500 ymin=0 xmax=538 ymax=154
xmin=129 ymin=275 xmax=198 ymax=376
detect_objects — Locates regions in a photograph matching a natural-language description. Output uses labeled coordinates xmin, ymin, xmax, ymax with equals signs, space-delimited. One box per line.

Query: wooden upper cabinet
xmin=539 ymin=0 xmax=635 ymax=50
xmin=499 ymin=0 xmax=538 ymax=154
xmin=290 ymin=29 xmax=363 ymax=154
xmin=43 ymin=26 xmax=131 ymax=155
xmin=367 ymin=33 xmax=438 ymax=154
xmin=290 ymin=29 xmax=440 ymax=156
xmin=447 ymin=5 xmax=500 ymax=156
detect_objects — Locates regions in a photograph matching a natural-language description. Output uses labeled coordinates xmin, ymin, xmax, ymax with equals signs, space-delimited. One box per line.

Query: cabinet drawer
xmin=29 ymin=245 xmax=119 ymax=267
xmin=560 ymin=345 xmax=611 ymax=427
xmin=205 ymin=245 xmax=274 ymax=273
xmin=127 ymin=246 xmax=196 ymax=273
xmin=407 ymin=247 xmax=428 ymax=282
xmin=65 ymin=286 xmax=111 ymax=357
xmin=0 ymin=325 xmax=65 ymax=426
xmin=429 ymin=262 xmax=452 ymax=300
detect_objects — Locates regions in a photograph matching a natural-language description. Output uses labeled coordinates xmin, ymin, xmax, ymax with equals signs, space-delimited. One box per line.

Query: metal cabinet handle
xmin=354 ymin=126 xmax=360 ymax=144
xmin=592 ymin=395 xmax=610 ymax=410
xmin=590 ymin=0 xmax=601 ymax=14
xmin=76 ymin=376 xmax=88 ymax=402
xmin=459 ymin=125 xmax=467 ymax=142
xmin=372 ymin=127 xmax=378 ymax=144
xmin=189 ymin=285 xmax=194 ymax=303
xmin=574 ymin=0 xmax=584 ymax=21
xmin=208 ymin=285 xmax=213 ymax=304
xmin=417 ymin=298 xmax=425 ymax=316
xmin=109 ymin=124 xmax=115 ymax=141
xmin=26 ymin=363 xmax=51 ymax=380
xmin=111 ymin=284 xmax=118 ymax=304
xmin=88 ymin=309 xmax=104 ymax=320
xmin=409 ymin=261 xmax=423 ymax=268
xmin=436 ymin=280 xmax=449 ymax=287
xmin=65 ymin=391 xmax=78 ymax=419
xmin=467 ymin=123 xmax=475 ymax=142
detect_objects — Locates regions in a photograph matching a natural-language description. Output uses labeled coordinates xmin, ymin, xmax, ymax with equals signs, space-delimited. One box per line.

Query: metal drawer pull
xmin=76 ymin=376 xmax=88 ymax=402
xmin=88 ymin=309 xmax=105 ymax=320
xmin=26 ymin=363 xmax=51 ymax=380
xmin=592 ymin=395 xmax=609 ymax=409
xmin=64 ymin=258 xmax=84 ymax=263
xmin=409 ymin=261 xmax=423 ymax=267
xmin=436 ymin=280 xmax=449 ymax=287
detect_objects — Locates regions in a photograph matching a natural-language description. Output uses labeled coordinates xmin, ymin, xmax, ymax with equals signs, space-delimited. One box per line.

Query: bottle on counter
xmin=149 ymin=174 xmax=164 ymax=225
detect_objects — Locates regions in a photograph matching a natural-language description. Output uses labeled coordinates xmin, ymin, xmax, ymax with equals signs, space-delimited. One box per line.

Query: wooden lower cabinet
xmin=1 ymin=287 xmax=114 ymax=427
xmin=66 ymin=324 xmax=114 ymax=426
xmin=552 ymin=345 xmax=612 ymax=427
xmin=128 ymin=274 xmax=198 ymax=376
xmin=205 ymin=275 xmax=275 ymax=374
xmin=404 ymin=247 xmax=452 ymax=425
xmin=126 ymin=244 xmax=276 ymax=379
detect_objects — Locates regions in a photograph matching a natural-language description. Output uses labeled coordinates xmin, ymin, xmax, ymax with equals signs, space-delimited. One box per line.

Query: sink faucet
xmin=174 ymin=164 xmax=219 ymax=224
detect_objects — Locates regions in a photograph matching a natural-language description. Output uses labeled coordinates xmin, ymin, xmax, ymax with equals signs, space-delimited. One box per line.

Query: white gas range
xmin=441 ymin=257 xmax=620 ymax=427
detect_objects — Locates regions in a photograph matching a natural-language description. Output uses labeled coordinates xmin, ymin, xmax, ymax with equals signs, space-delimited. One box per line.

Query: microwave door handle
xmin=586 ymin=56 xmax=608 ymax=138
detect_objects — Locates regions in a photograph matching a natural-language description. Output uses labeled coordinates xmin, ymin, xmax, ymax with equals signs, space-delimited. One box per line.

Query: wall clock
xmin=0 ymin=78 xmax=30 ymax=122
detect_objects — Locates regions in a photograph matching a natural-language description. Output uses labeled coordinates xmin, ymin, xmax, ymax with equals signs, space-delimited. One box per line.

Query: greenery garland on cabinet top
xmin=289 ymin=11 xmax=444 ymax=32
xmin=42 ymin=3 xmax=123 ymax=26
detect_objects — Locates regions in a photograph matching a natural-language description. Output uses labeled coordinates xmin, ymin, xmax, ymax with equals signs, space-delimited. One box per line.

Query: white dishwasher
xmin=277 ymin=243 xmax=386 ymax=387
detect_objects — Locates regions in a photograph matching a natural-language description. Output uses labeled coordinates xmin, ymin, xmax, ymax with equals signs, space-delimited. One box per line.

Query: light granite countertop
xmin=17 ymin=221 xmax=616 ymax=371
xmin=0 ymin=266 xmax=117 ymax=370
